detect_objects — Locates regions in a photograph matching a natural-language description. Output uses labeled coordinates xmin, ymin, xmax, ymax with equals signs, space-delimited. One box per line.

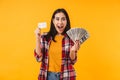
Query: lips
xmin=57 ymin=26 xmax=64 ymax=31
xmin=58 ymin=26 xmax=63 ymax=29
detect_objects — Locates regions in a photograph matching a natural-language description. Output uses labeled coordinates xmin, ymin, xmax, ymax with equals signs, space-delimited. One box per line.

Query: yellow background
xmin=0 ymin=0 xmax=120 ymax=80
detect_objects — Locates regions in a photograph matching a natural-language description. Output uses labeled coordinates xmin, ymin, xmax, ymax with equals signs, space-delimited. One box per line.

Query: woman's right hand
xmin=35 ymin=28 xmax=42 ymax=57
xmin=34 ymin=28 xmax=41 ymax=40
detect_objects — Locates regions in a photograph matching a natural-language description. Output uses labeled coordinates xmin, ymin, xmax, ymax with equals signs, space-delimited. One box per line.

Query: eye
xmin=55 ymin=17 xmax=59 ymax=21
xmin=62 ymin=17 xmax=66 ymax=21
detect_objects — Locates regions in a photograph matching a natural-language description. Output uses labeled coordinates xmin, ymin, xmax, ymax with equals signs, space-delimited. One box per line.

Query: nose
xmin=58 ymin=20 xmax=63 ymax=25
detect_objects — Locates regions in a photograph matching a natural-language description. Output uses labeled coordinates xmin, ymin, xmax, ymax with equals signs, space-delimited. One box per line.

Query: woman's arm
xmin=35 ymin=28 xmax=42 ymax=57
xmin=70 ymin=40 xmax=80 ymax=60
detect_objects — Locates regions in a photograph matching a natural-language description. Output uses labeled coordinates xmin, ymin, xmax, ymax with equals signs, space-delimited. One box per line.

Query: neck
xmin=57 ymin=33 xmax=62 ymax=36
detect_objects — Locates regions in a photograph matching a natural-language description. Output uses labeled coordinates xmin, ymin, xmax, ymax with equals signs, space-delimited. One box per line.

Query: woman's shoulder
xmin=64 ymin=34 xmax=74 ymax=43
xmin=64 ymin=34 xmax=70 ymax=39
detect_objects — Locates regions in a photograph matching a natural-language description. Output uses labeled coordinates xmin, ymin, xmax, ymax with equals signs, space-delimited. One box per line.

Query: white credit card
xmin=38 ymin=22 xmax=47 ymax=28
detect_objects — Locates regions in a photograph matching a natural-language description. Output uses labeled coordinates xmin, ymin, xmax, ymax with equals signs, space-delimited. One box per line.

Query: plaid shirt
xmin=34 ymin=33 xmax=77 ymax=80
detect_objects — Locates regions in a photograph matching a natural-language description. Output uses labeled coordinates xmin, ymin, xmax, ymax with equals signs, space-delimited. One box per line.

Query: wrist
xmin=70 ymin=48 xmax=77 ymax=52
xmin=36 ymin=37 xmax=41 ymax=41
xmin=70 ymin=49 xmax=76 ymax=54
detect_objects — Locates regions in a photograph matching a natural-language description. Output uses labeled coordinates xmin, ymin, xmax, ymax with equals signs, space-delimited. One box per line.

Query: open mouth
xmin=58 ymin=26 xmax=63 ymax=28
xmin=57 ymin=26 xmax=64 ymax=32
xmin=57 ymin=26 xmax=64 ymax=29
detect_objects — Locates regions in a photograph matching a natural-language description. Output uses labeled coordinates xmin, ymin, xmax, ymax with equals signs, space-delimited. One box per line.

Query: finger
xmin=77 ymin=43 xmax=80 ymax=50
xmin=38 ymin=28 xmax=41 ymax=33
xmin=75 ymin=41 xmax=80 ymax=50
xmin=35 ymin=28 xmax=41 ymax=36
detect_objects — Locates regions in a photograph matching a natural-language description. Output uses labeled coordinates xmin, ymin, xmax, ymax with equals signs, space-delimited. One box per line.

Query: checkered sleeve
xmin=70 ymin=51 xmax=77 ymax=65
xmin=34 ymin=49 xmax=42 ymax=62
xmin=34 ymin=34 xmax=46 ymax=62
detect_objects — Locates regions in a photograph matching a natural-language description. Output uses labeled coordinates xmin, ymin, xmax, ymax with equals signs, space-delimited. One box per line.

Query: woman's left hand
xmin=71 ymin=40 xmax=81 ymax=51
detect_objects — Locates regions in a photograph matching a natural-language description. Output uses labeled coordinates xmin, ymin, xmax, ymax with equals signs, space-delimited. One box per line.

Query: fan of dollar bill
xmin=66 ymin=28 xmax=90 ymax=44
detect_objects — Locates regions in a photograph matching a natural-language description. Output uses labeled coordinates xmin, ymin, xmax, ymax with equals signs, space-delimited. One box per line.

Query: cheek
xmin=64 ymin=21 xmax=67 ymax=26
xmin=53 ymin=19 xmax=55 ymax=25
xmin=53 ymin=20 xmax=58 ymax=27
xmin=54 ymin=26 xmax=58 ymax=30
xmin=53 ymin=21 xmax=57 ymax=28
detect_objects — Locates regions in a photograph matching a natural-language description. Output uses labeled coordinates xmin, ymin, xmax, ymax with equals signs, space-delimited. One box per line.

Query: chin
xmin=58 ymin=32 xmax=63 ymax=34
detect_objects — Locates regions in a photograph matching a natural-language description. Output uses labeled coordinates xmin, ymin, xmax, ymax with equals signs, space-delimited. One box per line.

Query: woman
xmin=34 ymin=8 xmax=80 ymax=80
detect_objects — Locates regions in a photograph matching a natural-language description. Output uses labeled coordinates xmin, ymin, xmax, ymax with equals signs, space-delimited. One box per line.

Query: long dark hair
xmin=45 ymin=8 xmax=71 ymax=42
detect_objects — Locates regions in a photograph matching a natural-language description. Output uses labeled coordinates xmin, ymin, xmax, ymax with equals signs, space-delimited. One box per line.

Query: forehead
xmin=54 ymin=12 xmax=66 ymax=18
